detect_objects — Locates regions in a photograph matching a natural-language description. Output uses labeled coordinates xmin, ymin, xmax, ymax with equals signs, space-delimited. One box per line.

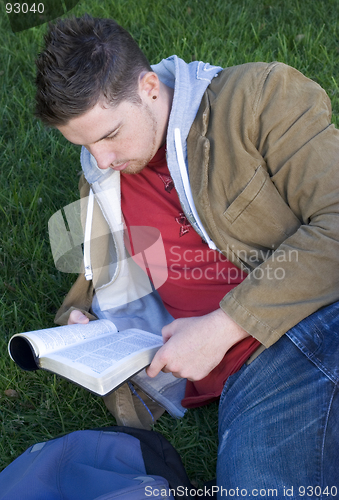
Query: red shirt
xmin=121 ymin=145 xmax=260 ymax=407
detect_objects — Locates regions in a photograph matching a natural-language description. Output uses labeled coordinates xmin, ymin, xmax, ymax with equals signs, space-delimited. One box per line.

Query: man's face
xmin=57 ymin=98 xmax=159 ymax=175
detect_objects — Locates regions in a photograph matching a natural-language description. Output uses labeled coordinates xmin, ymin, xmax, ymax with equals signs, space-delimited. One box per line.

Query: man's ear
xmin=138 ymin=72 xmax=160 ymax=100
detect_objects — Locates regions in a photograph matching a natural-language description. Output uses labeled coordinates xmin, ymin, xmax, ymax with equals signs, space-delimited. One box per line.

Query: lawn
xmin=0 ymin=0 xmax=339 ymax=485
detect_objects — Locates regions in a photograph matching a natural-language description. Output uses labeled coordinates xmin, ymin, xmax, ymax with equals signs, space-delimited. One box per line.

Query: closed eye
xmin=106 ymin=128 xmax=121 ymax=140
xmin=94 ymin=121 xmax=123 ymax=143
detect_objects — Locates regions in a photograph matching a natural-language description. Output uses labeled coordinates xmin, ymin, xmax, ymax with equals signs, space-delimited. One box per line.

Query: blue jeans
xmin=217 ymin=301 xmax=339 ymax=499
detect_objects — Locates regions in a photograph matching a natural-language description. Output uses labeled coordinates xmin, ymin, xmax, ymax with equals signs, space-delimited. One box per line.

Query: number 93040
xmin=6 ymin=3 xmax=45 ymax=14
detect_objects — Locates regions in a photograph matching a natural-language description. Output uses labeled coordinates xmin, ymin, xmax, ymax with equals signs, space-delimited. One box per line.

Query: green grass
xmin=1 ymin=0 xmax=339 ymax=485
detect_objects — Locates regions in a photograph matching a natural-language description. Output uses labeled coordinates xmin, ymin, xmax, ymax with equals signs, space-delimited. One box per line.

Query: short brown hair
xmin=35 ymin=15 xmax=152 ymax=126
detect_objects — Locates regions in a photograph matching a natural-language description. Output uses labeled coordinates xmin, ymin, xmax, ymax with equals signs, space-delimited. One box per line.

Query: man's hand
xmin=146 ymin=309 xmax=249 ymax=381
xmin=68 ymin=310 xmax=90 ymax=325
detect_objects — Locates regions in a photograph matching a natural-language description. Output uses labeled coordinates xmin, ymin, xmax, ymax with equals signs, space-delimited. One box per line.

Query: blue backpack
xmin=0 ymin=426 xmax=195 ymax=499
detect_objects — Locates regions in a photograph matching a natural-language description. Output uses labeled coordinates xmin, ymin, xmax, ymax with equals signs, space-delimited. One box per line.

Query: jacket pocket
xmin=223 ymin=165 xmax=301 ymax=249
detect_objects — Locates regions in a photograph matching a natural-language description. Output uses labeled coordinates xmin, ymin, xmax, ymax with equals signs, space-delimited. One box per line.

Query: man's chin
xmin=120 ymin=162 xmax=148 ymax=175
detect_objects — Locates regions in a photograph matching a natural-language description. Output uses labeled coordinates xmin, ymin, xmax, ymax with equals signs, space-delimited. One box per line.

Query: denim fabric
xmin=217 ymin=301 xmax=339 ymax=498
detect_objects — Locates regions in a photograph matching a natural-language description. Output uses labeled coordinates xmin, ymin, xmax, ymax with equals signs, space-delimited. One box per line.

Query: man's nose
xmin=89 ymin=144 xmax=116 ymax=170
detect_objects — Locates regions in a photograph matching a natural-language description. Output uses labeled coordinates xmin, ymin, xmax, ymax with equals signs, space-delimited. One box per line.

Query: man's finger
xmin=161 ymin=323 xmax=174 ymax=343
xmin=68 ymin=310 xmax=90 ymax=325
xmin=146 ymin=348 xmax=167 ymax=378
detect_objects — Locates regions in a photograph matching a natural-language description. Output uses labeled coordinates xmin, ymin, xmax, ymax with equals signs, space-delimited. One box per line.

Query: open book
xmin=8 ymin=320 xmax=163 ymax=396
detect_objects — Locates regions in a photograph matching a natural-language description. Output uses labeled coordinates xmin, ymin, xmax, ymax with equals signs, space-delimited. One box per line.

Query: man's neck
xmin=157 ymin=82 xmax=174 ymax=148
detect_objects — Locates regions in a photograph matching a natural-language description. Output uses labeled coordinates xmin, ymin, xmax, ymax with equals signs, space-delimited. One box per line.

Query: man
xmin=35 ymin=15 xmax=339 ymax=493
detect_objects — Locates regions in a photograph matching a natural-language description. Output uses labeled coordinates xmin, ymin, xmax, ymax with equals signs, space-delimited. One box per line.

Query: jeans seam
xmin=286 ymin=332 xmax=338 ymax=385
xmin=320 ymin=382 xmax=337 ymax=498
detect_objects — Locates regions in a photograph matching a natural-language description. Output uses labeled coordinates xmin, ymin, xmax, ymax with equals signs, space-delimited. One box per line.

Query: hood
xmin=153 ymin=56 xmax=221 ymax=147
xmin=153 ymin=56 xmax=222 ymax=247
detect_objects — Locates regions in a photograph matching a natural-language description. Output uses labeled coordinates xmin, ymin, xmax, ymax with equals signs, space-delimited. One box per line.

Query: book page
xmin=15 ymin=319 xmax=116 ymax=357
xmin=48 ymin=329 xmax=162 ymax=375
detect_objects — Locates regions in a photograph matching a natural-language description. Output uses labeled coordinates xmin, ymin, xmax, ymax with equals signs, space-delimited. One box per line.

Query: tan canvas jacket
xmin=56 ymin=62 xmax=339 ymax=352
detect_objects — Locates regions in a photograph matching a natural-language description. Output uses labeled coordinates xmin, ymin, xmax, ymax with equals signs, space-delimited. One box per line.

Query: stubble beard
xmin=120 ymin=103 xmax=159 ymax=175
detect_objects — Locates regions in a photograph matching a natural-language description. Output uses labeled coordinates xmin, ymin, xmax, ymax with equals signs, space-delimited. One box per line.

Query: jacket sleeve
xmin=54 ymin=175 xmax=97 ymax=326
xmin=220 ymin=63 xmax=339 ymax=347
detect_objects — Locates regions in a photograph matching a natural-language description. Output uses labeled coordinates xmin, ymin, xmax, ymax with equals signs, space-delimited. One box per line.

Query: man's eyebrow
xmin=95 ymin=122 xmax=122 ymax=143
